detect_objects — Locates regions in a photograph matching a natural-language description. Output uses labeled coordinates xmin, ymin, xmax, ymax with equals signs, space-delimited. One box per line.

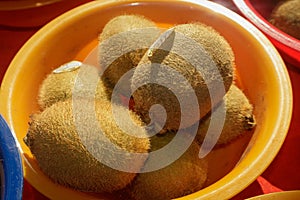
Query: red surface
xmin=0 ymin=0 xmax=299 ymax=199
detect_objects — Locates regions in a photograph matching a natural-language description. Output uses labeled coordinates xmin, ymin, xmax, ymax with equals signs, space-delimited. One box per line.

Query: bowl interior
xmin=0 ymin=0 xmax=292 ymax=199
xmin=233 ymin=0 xmax=300 ymax=67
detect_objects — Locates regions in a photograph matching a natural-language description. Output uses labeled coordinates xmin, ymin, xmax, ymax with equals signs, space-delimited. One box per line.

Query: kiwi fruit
xmin=195 ymin=84 xmax=256 ymax=146
xmin=131 ymin=23 xmax=235 ymax=131
xmin=269 ymin=0 xmax=300 ymax=40
xmin=38 ymin=63 xmax=112 ymax=110
xmin=129 ymin=132 xmax=208 ymax=200
xmin=24 ymin=98 xmax=150 ymax=193
xmin=98 ymin=15 xmax=161 ymax=96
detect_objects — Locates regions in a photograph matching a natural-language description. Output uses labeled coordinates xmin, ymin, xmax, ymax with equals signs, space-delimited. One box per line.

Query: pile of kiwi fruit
xmin=24 ymin=14 xmax=256 ymax=199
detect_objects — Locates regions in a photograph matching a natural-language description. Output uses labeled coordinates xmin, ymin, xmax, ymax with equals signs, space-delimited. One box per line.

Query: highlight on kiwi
xmin=38 ymin=61 xmax=112 ymax=110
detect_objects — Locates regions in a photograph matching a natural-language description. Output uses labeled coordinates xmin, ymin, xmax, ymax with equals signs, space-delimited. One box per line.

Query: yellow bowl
xmin=0 ymin=0 xmax=293 ymax=199
xmin=247 ymin=191 xmax=300 ymax=200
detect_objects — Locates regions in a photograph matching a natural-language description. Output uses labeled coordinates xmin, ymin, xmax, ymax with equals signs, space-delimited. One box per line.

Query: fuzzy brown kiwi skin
xmin=131 ymin=23 xmax=235 ymax=131
xmin=38 ymin=65 xmax=112 ymax=110
xmin=195 ymin=84 xmax=256 ymax=147
xmin=24 ymin=99 xmax=150 ymax=193
xmin=269 ymin=0 xmax=300 ymax=40
xmin=129 ymin=132 xmax=208 ymax=200
xmin=98 ymin=14 xmax=161 ymax=96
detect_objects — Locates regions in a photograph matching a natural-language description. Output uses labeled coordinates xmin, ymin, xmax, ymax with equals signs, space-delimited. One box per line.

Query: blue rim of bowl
xmin=0 ymin=115 xmax=23 ymax=200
